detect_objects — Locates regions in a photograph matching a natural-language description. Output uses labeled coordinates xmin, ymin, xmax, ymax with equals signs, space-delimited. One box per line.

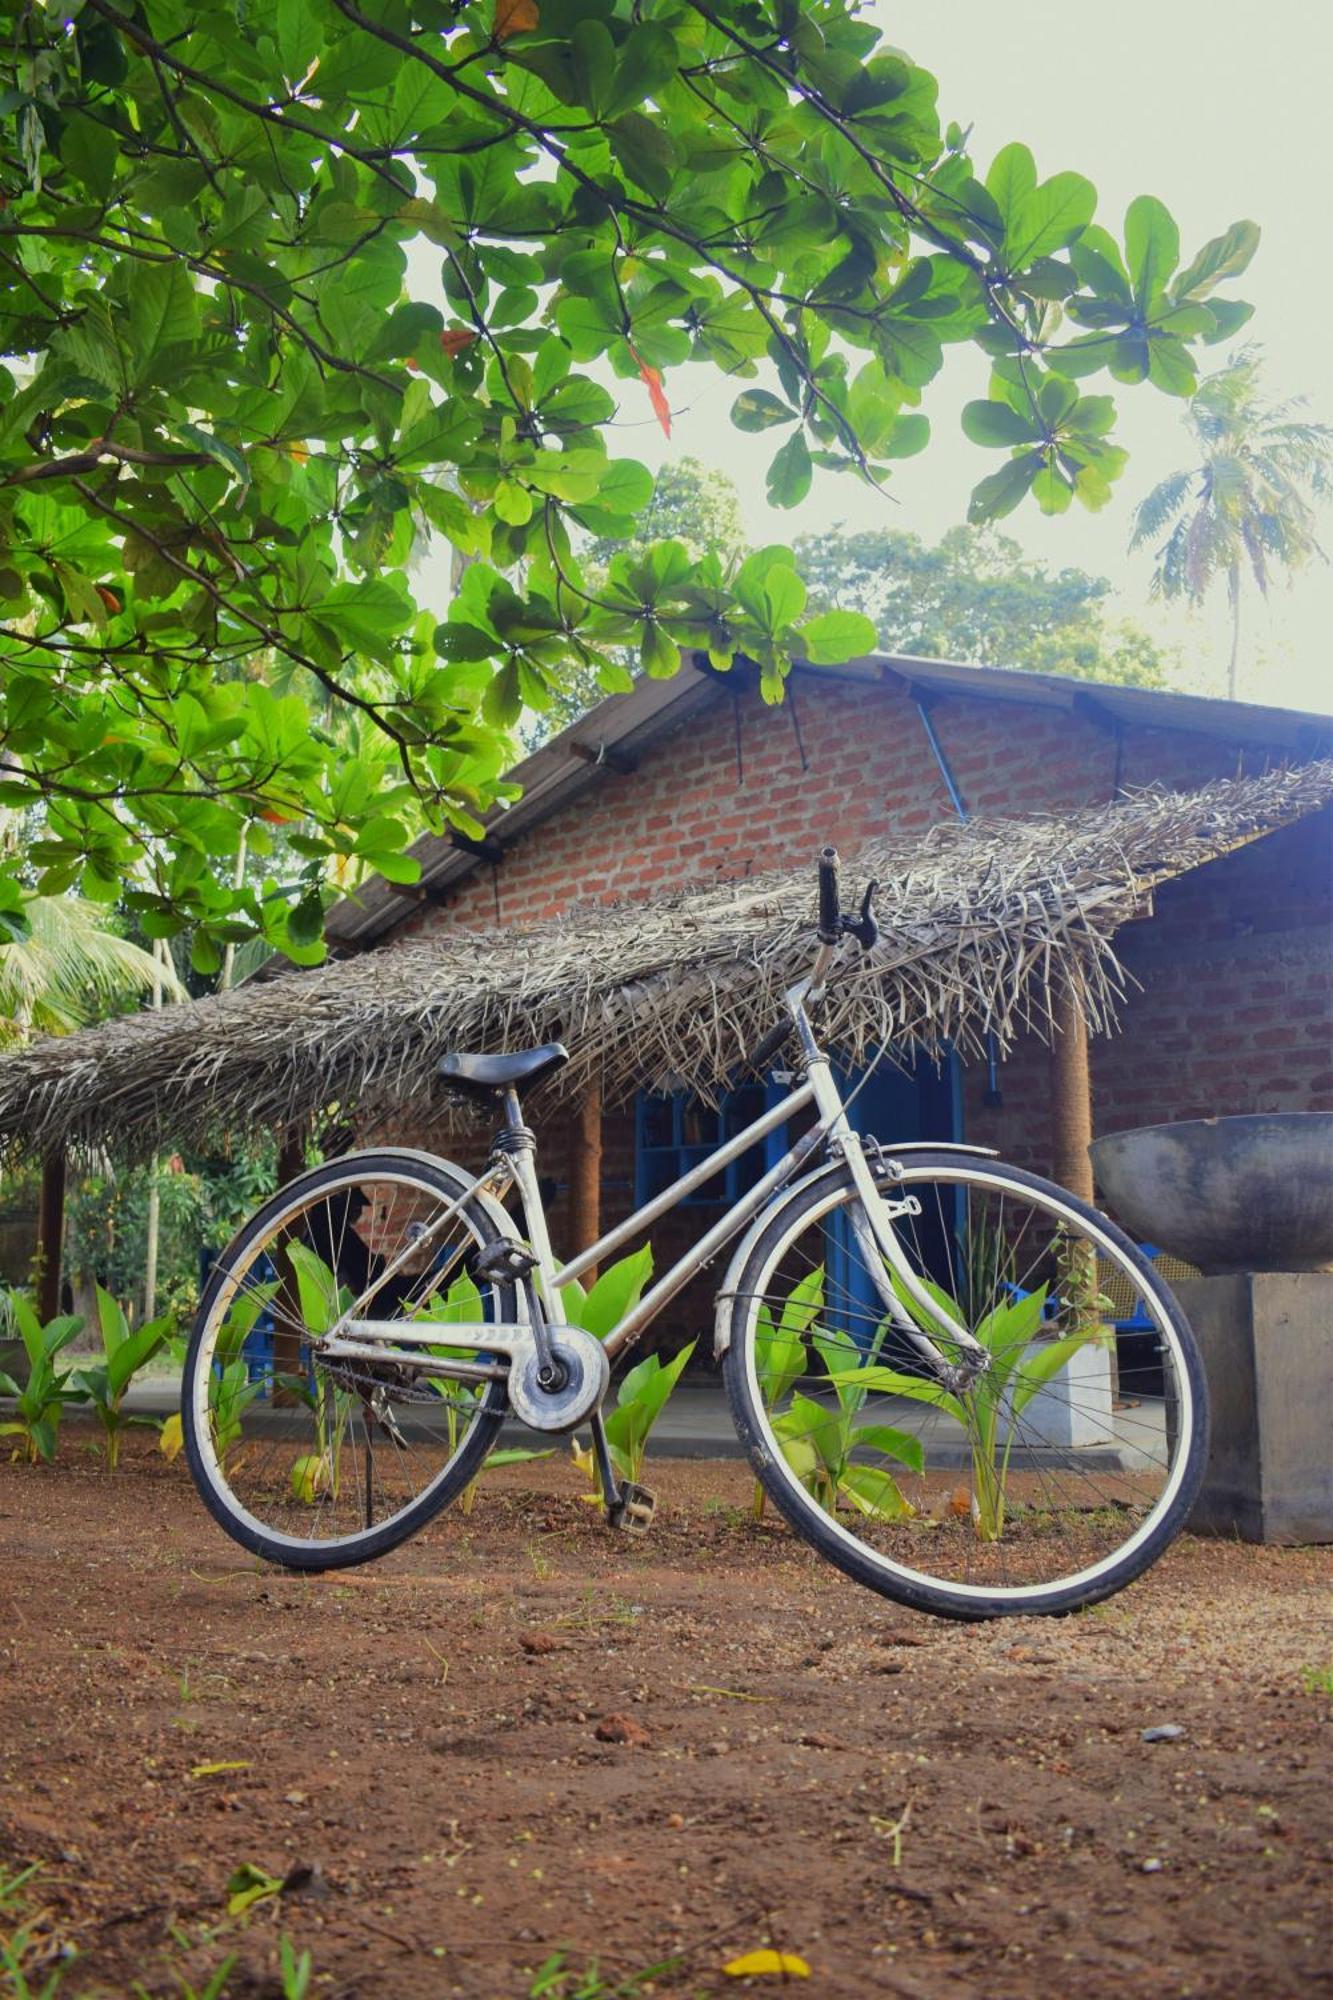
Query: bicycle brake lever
xmin=840 ymin=879 xmax=879 ymax=952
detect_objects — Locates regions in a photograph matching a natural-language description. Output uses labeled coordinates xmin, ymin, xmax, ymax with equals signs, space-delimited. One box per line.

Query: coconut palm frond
xmin=1130 ymin=469 xmax=1193 ymax=549
xmin=0 ymin=897 xmax=185 ymax=1037
xmin=1132 ymin=350 xmax=1331 ymax=691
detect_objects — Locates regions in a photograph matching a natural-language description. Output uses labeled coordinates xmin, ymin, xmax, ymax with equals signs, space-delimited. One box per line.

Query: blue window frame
xmin=634 ymin=1079 xmax=788 ymax=1207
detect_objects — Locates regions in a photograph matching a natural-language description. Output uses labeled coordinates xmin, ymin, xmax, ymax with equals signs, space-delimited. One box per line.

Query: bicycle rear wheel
xmin=182 ymin=1151 xmax=515 ymax=1570
xmin=724 ymin=1151 xmax=1208 ymax=1619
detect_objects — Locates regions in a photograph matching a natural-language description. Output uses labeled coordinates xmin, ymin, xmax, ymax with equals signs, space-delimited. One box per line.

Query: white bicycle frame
xmin=320 ymin=935 xmax=986 ymax=1389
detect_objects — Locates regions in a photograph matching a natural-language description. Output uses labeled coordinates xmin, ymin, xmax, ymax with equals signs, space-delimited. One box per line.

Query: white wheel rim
xmin=741 ymin=1164 xmax=1196 ymax=1606
xmin=189 ymin=1167 xmax=495 ymax=1556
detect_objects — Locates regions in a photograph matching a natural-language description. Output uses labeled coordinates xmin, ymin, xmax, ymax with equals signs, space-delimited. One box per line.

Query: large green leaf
xmin=566 ymin=1246 xmax=654 ymax=1342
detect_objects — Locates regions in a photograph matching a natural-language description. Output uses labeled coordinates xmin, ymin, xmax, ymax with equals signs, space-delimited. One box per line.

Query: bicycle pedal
xmin=609 ymin=1483 xmax=656 ymax=1535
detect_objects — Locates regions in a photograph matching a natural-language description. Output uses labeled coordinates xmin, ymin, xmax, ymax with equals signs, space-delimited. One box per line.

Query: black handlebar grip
xmin=745 ymin=1016 xmax=796 ymax=1075
xmin=817 ymin=845 xmax=841 ymax=944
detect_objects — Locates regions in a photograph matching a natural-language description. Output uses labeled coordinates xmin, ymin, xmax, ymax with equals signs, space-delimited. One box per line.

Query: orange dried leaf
xmin=631 ymin=344 xmax=672 ymax=439
xmin=439 ymin=327 xmax=479 ymax=357
xmin=494 ymin=0 xmax=539 ymax=39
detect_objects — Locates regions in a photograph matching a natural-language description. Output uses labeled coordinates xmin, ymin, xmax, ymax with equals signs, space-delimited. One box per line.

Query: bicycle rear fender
xmin=711 ymin=1141 xmax=998 ymax=1358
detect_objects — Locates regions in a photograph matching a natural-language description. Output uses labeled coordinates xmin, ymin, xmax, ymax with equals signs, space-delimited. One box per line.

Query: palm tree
xmin=0 ymin=894 xmax=183 ymax=1044
xmin=1131 ymin=349 xmax=1333 ymax=698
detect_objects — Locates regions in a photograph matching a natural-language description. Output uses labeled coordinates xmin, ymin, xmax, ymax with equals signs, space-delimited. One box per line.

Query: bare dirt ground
xmin=1 ymin=1427 xmax=1330 ymax=2000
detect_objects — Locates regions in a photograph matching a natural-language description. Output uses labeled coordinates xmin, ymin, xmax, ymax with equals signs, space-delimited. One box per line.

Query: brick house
xmin=1 ymin=652 xmax=1329 ymax=1336
xmin=320 ymin=654 xmax=1333 ymax=1339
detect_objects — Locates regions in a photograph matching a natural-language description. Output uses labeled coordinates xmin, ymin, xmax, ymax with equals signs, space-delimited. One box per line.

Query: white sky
xmin=418 ymin=1 xmax=1333 ymax=715
xmin=629 ymin=0 xmax=1333 ymax=713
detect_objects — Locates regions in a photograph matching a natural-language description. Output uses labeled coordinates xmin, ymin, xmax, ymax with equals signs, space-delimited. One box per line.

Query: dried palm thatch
xmin=0 ymin=761 xmax=1328 ymax=1163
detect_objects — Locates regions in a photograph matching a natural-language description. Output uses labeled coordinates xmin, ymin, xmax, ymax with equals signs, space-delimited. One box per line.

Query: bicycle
xmin=182 ymin=849 xmax=1209 ymax=1620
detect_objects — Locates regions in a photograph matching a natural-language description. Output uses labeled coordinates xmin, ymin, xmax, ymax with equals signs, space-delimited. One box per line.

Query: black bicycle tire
xmin=723 ymin=1150 xmax=1210 ymax=1621
xmin=182 ymin=1151 xmax=513 ymax=1572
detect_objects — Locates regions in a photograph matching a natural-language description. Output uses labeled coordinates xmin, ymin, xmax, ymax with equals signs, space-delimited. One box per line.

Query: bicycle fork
xmin=801 ymin=1023 xmax=991 ymax=1395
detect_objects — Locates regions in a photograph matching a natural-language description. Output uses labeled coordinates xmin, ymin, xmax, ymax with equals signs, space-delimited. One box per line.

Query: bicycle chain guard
xmin=505 ymin=1326 xmax=610 ymax=1433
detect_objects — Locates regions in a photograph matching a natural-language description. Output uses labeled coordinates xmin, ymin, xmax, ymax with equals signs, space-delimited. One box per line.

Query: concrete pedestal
xmin=1176 ymin=1272 xmax=1333 ymax=1545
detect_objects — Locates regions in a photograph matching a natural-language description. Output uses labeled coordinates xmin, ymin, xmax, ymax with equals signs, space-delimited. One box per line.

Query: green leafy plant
xmin=278 ymin=1935 xmax=313 ymax=2000
xmin=750 ymin=1266 xmax=824 ymax=1520
xmin=71 ymin=1286 xmax=173 ymax=1469
xmin=0 ymin=1864 xmax=68 ymax=1998
xmin=564 ymin=1247 xmax=694 ymax=1492
xmin=858 ymin=1272 xmax=1105 ymax=1541
xmin=281 ymin=1243 xmax=355 ymax=1504
xmin=760 ymin=1271 xmax=923 ymax=1521
xmin=0 ymin=1294 xmax=83 ymax=1463
xmin=527 ymin=1949 xmax=683 ymax=1999
xmin=415 ymin=1267 xmax=552 ymax=1512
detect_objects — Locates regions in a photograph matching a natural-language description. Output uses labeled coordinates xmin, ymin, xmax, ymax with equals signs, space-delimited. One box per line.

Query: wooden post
xmin=568 ymin=1080 xmax=603 ymax=1279
xmin=35 ymin=1149 xmax=66 ymax=1324
xmin=1049 ymin=989 xmax=1094 ymax=1203
xmin=271 ymin=1123 xmax=307 ymax=1401
xmin=1049 ymin=989 xmax=1114 ymax=1382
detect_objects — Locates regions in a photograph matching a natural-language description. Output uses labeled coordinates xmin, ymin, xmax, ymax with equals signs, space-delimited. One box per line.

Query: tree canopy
xmin=795 ymin=524 xmax=1168 ymax=687
xmin=1 ymin=0 xmax=1258 ymax=962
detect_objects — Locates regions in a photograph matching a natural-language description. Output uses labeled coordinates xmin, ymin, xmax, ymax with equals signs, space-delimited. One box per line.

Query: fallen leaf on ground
xmin=723 ymin=1948 xmax=811 ymax=1978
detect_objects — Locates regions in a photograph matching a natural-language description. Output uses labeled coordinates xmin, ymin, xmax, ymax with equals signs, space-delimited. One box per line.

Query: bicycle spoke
xmin=185 ymin=1161 xmax=510 ymax=1564
xmin=732 ymin=1156 xmax=1201 ymax=1612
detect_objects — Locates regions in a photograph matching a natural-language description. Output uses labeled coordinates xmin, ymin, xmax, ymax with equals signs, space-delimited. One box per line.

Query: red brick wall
xmin=395 ymin=672 xmax=1255 ymax=934
xmin=962 ymin=809 xmax=1333 ymax=1181
xmin=371 ymin=673 xmax=1329 ymax=1345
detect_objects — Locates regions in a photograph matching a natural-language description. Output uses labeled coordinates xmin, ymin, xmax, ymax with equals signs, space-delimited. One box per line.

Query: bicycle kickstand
xmin=588 ymin=1408 xmax=656 ymax=1536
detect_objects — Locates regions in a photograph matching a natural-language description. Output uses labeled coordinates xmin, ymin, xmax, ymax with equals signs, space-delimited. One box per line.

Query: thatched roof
xmin=1 ymin=761 xmax=1329 ymax=1163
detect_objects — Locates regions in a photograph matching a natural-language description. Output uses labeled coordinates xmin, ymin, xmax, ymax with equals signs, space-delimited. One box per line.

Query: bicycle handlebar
xmin=817 ymin=846 xmax=842 ymax=943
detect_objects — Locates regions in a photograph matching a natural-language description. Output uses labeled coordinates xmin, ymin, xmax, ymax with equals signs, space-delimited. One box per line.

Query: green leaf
xmin=1172 ymin=219 xmax=1260 ymax=301
xmin=125 ymin=261 xmax=199 ymax=381
xmin=985 ymin=143 xmax=1037 ymax=241
xmin=1125 ymin=195 xmax=1180 ymax=306
xmin=567 ymin=1246 xmax=654 ymax=1341
xmin=797 ymin=610 xmax=877 ymax=665
xmin=967 ymin=453 xmax=1041 ymax=524
xmin=838 ymin=1462 xmax=913 ymax=1520
xmin=852 ymin=1423 xmax=926 ymax=1475
xmin=765 ymin=432 xmax=812 ymax=509
xmin=731 ymin=390 xmax=798 ymax=433
xmin=961 ymin=399 xmax=1040 ymax=448
xmin=1006 ymin=172 xmax=1096 ymax=268
xmin=1010 ymin=1333 xmax=1101 ymax=1417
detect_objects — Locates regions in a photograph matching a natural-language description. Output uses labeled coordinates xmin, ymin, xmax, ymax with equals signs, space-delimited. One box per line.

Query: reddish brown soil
xmin=2 ymin=1426 xmax=1330 ymax=2000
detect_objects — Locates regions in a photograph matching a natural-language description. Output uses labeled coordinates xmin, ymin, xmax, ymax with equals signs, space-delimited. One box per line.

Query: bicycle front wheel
xmin=724 ymin=1151 xmax=1208 ymax=1619
xmin=182 ymin=1151 xmax=516 ymax=1570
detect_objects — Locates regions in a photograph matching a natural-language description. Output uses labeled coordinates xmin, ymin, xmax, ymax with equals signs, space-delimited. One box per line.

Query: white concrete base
xmin=1002 ymin=1333 xmax=1114 ymax=1448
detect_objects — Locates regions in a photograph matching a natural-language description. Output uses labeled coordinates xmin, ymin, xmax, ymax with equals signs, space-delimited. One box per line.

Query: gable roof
xmin=327 ymin=653 xmax=1333 ymax=948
